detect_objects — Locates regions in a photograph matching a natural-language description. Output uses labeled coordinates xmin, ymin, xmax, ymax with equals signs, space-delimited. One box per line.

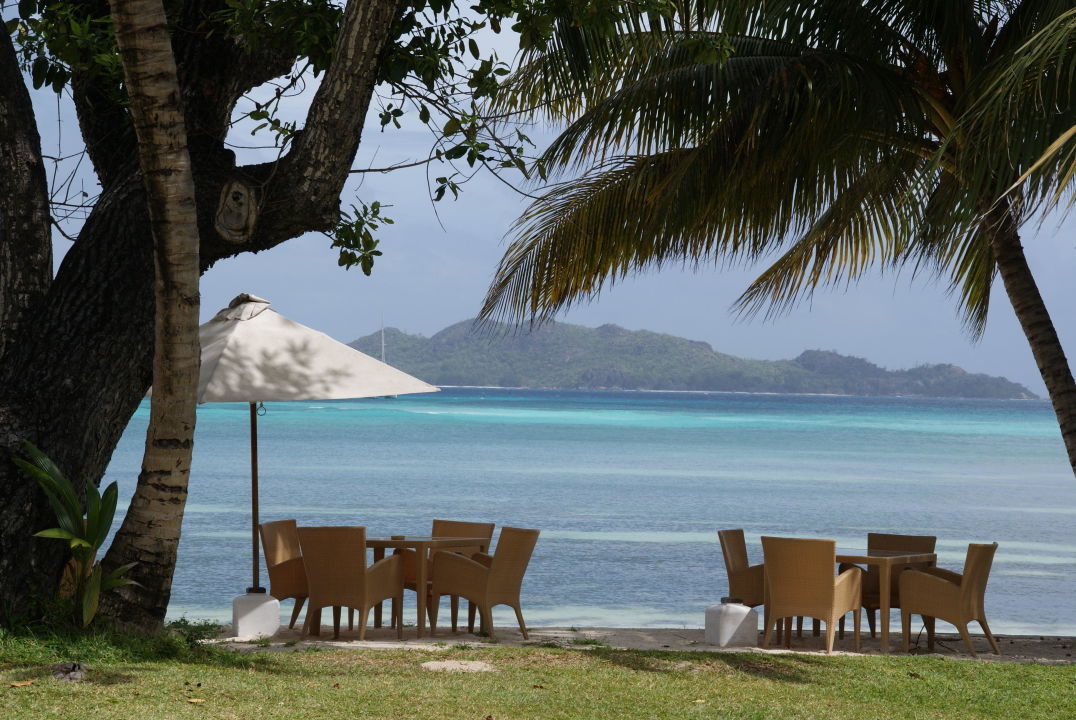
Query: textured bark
xmin=101 ymin=0 xmax=202 ymax=630
xmin=0 ymin=28 xmax=52 ymax=364
xmin=0 ymin=176 xmax=155 ymax=622
xmin=989 ymin=212 xmax=1076 ymax=476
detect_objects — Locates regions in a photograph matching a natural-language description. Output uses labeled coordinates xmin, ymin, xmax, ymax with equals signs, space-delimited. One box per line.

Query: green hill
xmin=350 ymin=320 xmax=1037 ymax=399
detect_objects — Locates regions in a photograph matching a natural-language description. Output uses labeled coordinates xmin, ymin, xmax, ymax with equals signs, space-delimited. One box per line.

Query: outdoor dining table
xmin=835 ymin=548 xmax=937 ymax=653
xmin=367 ymin=536 xmax=490 ymax=637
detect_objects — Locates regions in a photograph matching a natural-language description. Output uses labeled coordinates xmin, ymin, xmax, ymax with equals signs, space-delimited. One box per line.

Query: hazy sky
xmin=36 ymin=36 xmax=1076 ymax=396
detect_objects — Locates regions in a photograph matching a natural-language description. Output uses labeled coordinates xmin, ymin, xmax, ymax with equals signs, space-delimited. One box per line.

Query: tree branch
xmin=246 ymin=0 xmax=403 ymax=249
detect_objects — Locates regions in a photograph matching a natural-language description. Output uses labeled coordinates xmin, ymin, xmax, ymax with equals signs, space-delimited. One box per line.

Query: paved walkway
xmin=218 ymin=626 xmax=1075 ymax=664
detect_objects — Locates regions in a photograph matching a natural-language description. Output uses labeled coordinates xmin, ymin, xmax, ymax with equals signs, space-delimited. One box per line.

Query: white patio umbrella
xmin=197 ymin=293 xmax=438 ymax=594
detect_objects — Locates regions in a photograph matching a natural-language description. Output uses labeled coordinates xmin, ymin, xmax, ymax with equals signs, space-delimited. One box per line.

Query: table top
xmin=367 ymin=536 xmax=488 ymax=549
xmin=836 ymin=548 xmax=937 ymax=563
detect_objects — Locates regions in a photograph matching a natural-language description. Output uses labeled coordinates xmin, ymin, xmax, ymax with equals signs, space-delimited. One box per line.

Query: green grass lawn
xmin=1 ymin=626 xmax=1073 ymax=720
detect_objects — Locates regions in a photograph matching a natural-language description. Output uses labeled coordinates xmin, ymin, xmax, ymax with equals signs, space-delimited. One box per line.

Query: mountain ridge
xmin=350 ymin=320 xmax=1038 ymax=400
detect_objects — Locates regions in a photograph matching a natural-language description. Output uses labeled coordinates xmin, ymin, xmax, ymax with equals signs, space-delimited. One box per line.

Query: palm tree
xmin=481 ymin=1 xmax=1076 ymax=476
xmin=101 ymin=0 xmax=201 ymax=630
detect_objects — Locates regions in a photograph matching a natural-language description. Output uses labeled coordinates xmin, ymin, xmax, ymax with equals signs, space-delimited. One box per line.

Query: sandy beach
xmin=220 ymin=626 xmax=1075 ymax=664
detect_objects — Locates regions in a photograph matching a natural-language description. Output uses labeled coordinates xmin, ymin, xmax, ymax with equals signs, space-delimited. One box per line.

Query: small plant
xmin=15 ymin=441 xmax=137 ymax=628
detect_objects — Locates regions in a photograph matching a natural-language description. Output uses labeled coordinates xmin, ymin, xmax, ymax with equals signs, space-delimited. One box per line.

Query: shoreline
xmin=220 ymin=626 xmax=1075 ymax=664
xmin=436 ymin=385 xmax=1045 ymax=402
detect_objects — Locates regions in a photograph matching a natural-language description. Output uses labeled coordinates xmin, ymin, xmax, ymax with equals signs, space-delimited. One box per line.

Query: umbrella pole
xmin=248 ymin=401 xmax=265 ymax=593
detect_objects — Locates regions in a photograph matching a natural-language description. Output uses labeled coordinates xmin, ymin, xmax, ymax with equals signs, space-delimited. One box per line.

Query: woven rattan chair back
xmin=961 ymin=542 xmax=998 ymax=618
xmin=718 ymin=529 xmax=750 ymax=575
xmin=761 ymin=537 xmax=836 ymax=617
xmin=298 ymin=526 xmax=367 ymax=608
xmin=261 ymin=519 xmax=302 ymax=569
xmin=867 ymin=533 xmax=936 ymax=554
xmin=866 ymin=532 xmax=936 ymax=598
xmin=259 ymin=519 xmax=308 ymax=628
xmin=488 ymin=527 xmax=539 ymax=599
xmin=719 ymin=528 xmax=765 ymax=607
xmin=431 ymin=519 xmax=495 ymax=555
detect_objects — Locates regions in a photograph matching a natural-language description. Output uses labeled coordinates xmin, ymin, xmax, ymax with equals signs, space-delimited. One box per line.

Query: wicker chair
xmin=719 ymin=529 xmax=807 ymax=642
xmin=900 ymin=542 xmax=1000 ymax=658
xmin=258 ymin=519 xmax=308 ymax=629
xmin=394 ymin=519 xmax=495 ymax=632
xmin=429 ymin=526 xmax=539 ymax=640
xmin=838 ymin=532 xmax=936 ymax=638
xmin=761 ymin=536 xmax=862 ymax=653
xmin=297 ymin=526 xmax=403 ymax=640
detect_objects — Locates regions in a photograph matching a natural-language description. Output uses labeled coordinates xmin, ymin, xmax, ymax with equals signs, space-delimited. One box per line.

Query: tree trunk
xmin=98 ymin=0 xmax=202 ymax=631
xmin=0 ymin=29 xmax=52 ymax=365
xmin=989 ymin=211 xmax=1076 ymax=476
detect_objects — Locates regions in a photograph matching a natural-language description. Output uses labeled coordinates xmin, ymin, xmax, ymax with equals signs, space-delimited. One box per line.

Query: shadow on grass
xmin=580 ymin=647 xmax=830 ymax=684
xmin=0 ymin=622 xmax=293 ymax=681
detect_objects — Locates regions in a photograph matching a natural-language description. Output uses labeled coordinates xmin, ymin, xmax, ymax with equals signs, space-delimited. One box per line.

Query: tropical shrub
xmin=14 ymin=442 xmax=136 ymax=627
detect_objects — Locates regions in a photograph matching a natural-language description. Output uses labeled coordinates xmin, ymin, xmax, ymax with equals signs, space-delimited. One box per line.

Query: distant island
xmin=350 ymin=320 xmax=1038 ymax=400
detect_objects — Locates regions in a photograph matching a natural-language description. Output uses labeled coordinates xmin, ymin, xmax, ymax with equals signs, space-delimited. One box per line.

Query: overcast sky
xmin=37 ymin=37 xmax=1076 ymax=396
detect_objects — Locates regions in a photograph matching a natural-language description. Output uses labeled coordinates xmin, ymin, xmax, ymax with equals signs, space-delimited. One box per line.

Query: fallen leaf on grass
xmin=908 ymin=672 xmax=924 ymax=680
xmin=694 ymin=699 xmax=706 ymax=704
xmin=10 ymin=680 xmax=35 ymax=687
xmin=332 ymin=683 xmax=342 ymax=689
xmin=532 ymin=684 xmax=544 ymax=689
xmin=187 ymin=698 xmax=205 ymax=704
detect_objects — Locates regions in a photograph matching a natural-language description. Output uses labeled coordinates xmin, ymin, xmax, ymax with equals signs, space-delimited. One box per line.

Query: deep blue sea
xmin=105 ymin=388 xmax=1076 ymax=634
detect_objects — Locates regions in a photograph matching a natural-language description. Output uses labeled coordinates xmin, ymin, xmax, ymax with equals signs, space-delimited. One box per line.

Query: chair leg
xmin=357 ymin=606 xmax=371 ymax=641
xmin=957 ymin=623 xmax=978 ymax=659
xmin=812 ymin=619 xmax=820 ymax=637
xmin=480 ymin=605 xmax=495 ymax=640
xmin=301 ymin=605 xmax=317 ymax=638
xmin=390 ymin=596 xmax=399 ymax=629
xmin=468 ymin=601 xmax=477 ymax=633
xmin=450 ymin=596 xmax=459 ymax=632
xmin=332 ymin=606 xmax=341 ymax=639
xmin=901 ymin=610 xmax=910 ymax=652
xmin=289 ymin=598 xmax=306 ymax=629
xmin=348 ymin=608 xmax=354 ymax=631
xmin=784 ymin=617 xmax=792 ymax=649
xmin=429 ymin=593 xmax=440 ymax=635
xmin=762 ymin=616 xmax=776 ymax=647
xmin=852 ymin=608 xmax=861 ymax=652
xmin=796 ymin=616 xmax=803 ymax=638
xmin=980 ymin=619 xmax=1000 ymax=655
xmin=867 ymin=608 xmax=876 ymax=639
xmin=838 ymin=616 xmax=845 ymax=640
xmin=824 ymin=620 xmax=836 ymax=654
xmin=394 ymin=593 xmax=404 ymax=640
xmin=926 ymin=616 xmax=935 ymax=651
xmin=513 ymin=605 xmax=528 ymax=639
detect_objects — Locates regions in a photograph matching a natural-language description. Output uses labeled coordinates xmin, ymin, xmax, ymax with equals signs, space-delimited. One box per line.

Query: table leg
xmin=878 ymin=559 xmax=891 ymax=653
xmin=373 ymin=547 xmax=385 ymax=628
xmin=416 ymin=542 xmax=429 ymax=637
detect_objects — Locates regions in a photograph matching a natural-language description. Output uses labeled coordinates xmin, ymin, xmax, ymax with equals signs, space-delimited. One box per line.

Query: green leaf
xmin=33 ymin=528 xmax=90 ymax=548
xmin=444 ymin=144 xmax=467 ymax=160
xmin=101 ymin=562 xmax=139 ymax=592
xmin=443 ymin=117 xmax=462 ymax=136
xmin=81 ymin=564 xmax=102 ymax=627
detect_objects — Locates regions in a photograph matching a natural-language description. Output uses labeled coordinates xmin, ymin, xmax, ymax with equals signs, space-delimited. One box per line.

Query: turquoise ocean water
xmin=105 ymin=388 xmax=1076 ymax=634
